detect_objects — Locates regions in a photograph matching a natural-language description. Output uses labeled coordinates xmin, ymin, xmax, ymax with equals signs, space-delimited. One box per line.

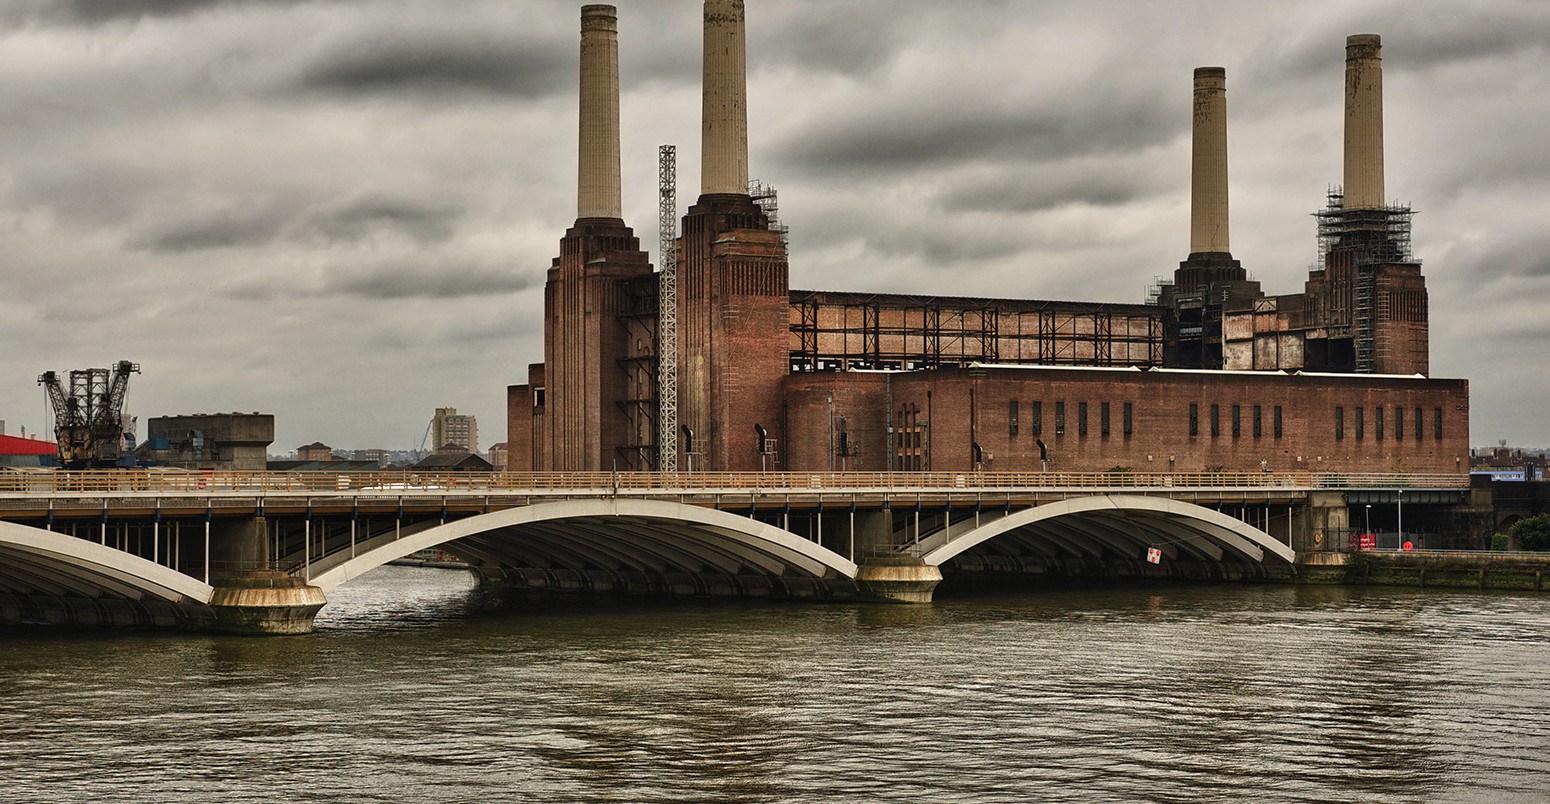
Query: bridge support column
xmin=856 ymin=555 xmax=942 ymax=604
xmin=1299 ymin=492 xmax=1350 ymax=555
xmin=207 ymin=517 xmax=325 ymax=635
xmin=854 ymin=510 xmax=896 ymax=554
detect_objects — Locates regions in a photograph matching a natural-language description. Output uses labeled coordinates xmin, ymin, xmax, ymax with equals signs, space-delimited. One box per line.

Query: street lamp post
xmin=1398 ymin=489 xmax=1404 ymax=546
xmin=1365 ymin=504 xmax=1372 ymax=548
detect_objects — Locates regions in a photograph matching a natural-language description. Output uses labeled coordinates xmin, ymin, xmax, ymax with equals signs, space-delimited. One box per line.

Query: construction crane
xmin=37 ymin=360 xmax=140 ymax=469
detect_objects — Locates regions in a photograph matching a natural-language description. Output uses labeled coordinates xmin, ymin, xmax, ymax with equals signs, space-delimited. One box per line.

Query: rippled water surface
xmin=4 ymin=567 xmax=1550 ymax=802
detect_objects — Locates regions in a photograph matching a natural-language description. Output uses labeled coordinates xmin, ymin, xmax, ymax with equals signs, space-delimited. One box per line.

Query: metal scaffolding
xmin=1315 ymin=189 xmax=1415 ymax=265
xmin=1313 ymin=188 xmax=1416 ymax=372
xmin=787 ymin=292 xmax=1163 ymax=372
xmin=748 ymin=179 xmax=789 ymax=246
xmin=656 ymin=144 xmax=679 ymax=472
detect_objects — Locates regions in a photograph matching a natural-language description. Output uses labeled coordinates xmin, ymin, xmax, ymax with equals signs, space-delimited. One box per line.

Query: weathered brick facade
xmin=781 ymin=366 xmax=1466 ymax=475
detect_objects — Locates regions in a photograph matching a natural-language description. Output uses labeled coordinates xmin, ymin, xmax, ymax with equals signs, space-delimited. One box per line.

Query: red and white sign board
xmin=1146 ymin=547 xmax=1162 ymax=564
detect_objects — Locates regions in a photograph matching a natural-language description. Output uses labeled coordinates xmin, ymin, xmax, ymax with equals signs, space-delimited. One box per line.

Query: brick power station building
xmin=508 ymin=3 xmax=1467 ymax=476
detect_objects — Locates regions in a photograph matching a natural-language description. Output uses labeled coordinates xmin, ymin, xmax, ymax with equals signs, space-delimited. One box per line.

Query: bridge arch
xmin=0 ymin=519 xmax=214 ymax=604
xmin=305 ymin=497 xmax=860 ymax=595
xmin=918 ymin=495 xmax=1295 ymax=570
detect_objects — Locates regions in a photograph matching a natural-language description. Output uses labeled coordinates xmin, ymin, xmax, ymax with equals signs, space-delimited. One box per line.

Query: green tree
xmin=1511 ymin=515 xmax=1550 ymax=552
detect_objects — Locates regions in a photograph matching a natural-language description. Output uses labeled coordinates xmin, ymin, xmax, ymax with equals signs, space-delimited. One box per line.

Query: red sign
xmin=1146 ymin=547 xmax=1162 ymax=564
xmin=1358 ymin=533 xmax=1376 ymax=551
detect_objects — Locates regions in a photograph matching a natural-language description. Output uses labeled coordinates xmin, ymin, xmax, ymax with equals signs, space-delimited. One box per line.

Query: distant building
xmin=135 ymin=413 xmax=274 ymax=471
xmin=430 ymin=408 xmax=478 ymax=455
xmin=488 ymin=442 xmax=509 ymax=470
xmin=0 ymin=433 xmax=60 ymax=468
xmin=413 ymin=452 xmax=494 ymax=472
xmin=296 ymin=442 xmax=334 ymax=462
xmin=267 ymin=459 xmax=382 ymax=473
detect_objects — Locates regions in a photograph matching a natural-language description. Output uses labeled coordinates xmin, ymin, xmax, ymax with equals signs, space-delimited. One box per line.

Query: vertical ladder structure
xmin=657 ymin=144 xmax=679 ymax=472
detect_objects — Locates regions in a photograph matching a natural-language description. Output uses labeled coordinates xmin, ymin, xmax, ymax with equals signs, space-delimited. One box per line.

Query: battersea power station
xmin=507 ymin=2 xmax=1468 ymax=476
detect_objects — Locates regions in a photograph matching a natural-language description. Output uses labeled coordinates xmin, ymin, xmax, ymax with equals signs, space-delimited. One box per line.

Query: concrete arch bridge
xmin=0 ymin=470 xmax=1468 ymax=633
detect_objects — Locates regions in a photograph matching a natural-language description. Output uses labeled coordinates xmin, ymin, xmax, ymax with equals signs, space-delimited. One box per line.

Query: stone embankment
xmin=1297 ymin=550 xmax=1550 ymax=591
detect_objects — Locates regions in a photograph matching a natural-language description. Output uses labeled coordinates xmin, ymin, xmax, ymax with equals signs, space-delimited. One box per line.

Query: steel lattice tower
xmin=657 ymin=144 xmax=679 ymax=472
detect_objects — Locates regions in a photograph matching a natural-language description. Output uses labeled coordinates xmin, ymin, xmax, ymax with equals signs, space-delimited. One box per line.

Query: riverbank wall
xmin=1296 ymin=550 xmax=1550 ymax=591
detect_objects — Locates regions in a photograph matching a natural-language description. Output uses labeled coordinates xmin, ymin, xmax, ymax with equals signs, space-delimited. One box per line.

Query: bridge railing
xmin=0 ymin=469 xmax=1471 ymax=496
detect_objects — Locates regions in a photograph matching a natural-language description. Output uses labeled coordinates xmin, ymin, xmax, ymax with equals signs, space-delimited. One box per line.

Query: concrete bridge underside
xmin=0 ymin=496 xmax=1295 ymax=632
xmin=918 ymin=495 xmax=1297 ymax=584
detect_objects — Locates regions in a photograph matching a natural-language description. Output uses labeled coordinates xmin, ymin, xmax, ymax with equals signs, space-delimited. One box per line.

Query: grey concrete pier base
xmin=208 ymin=571 xmax=326 ymax=635
xmin=857 ymin=555 xmax=942 ymax=604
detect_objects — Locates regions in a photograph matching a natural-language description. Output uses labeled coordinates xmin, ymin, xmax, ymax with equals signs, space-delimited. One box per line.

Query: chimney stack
xmin=1189 ymin=67 xmax=1229 ymax=256
xmin=577 ymin=4 xmax=622 ymax=220
xmin=1343 ymin=34 xmax=1384 ymax=210
xmin=701 ymin=0 xmax=750 ymax=196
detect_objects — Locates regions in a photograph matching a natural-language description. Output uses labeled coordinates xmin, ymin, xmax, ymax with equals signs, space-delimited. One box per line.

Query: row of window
xmin=1187 ymin=403 xmax=1282 ymax=439
xmin=1335 ymin=406 xmax=1443 ymax=441
xmin=1009 ymin=400 xmax=1133 ymax=437
xmin=1003 ymin=401 xmax=1448 ymax=443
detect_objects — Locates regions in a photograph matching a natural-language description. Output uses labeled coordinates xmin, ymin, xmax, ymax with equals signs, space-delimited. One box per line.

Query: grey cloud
xmin=131 ymin=195 xmax=462 ymax=254
xmin=132 ymin=205 xmax=289 ymax=253
xmin=294 ymin=32 xmax=569 ymax=98
xmin=301 ymin=196 xmax=461 ymax=246
xmin=1255 ymin=3 xmax=1550 ymax=81
xmin=939 ymin=170 xmax=1171 ymax=215
xmin=55 ymin=0 xmax=318 ymax=24
xmin=777 ymin=93 xmax=1179 ymax=177
xmin=323 ymin=262 xmax=535 ymax=301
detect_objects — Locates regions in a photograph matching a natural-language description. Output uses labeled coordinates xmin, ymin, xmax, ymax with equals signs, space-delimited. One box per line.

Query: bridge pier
xmin=853 ymin=510 xmax=941 ymax=603
xmin=207 ymin=518 xmax=325 ymax=635
xmin=856 ymin=555 xmax=942 ymax=603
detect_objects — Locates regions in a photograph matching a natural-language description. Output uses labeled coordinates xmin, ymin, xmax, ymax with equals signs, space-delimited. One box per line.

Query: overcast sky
xmin=1 ymin=0 xmax=1547 ymax=454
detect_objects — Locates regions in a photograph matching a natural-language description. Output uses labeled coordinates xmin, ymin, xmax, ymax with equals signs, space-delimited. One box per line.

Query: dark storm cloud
xmin=939 ymin=169 xmax=1171 ymax=215
xmin=777 ymin=94 xmax=1179 ymax=176
xmin=294 ymin=31 xmax=570 ymax=98
xmin=757 ymin=6 xmax=910 ymax=77
xmin=52 ymin=0 xmax=318 ymax=24
xmin=323 ymin=262 xmax=535 ymax=301
xmin=1255 ymin=2 xmax=1550 ymax=80
xmin=303 ymin=196 xmax=461 ymax=245
xmin=132 ymin=196 xmax=462 ymax=254
xmin=133 ymin=205 xmax=289 ymax=253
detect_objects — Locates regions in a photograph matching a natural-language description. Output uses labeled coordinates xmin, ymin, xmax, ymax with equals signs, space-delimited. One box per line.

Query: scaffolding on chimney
xmin=1313 ymin=188 xmax=1416 ymax=372
xmin=1314 ymin=189 xmax=1415 ymax=265
xmin=656 ymin=144 xmax=679 ymax=472
xmin=748 ymin=179 xmax=789 ymax=246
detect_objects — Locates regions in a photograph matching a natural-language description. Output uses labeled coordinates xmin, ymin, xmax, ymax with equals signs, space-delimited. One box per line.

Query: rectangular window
xmin=1253 ymin=405 xmax=1262 ymax=439
xmin=1356 ymin=407 xmax=1365 ymax=440
xmin=1078 ymin=402 xmax=1089 ymax=436
xmin=1336 ymin=406 xmax=1345 ymax=440
xmin=1123 ymin=402 xmax=1133 ymax=436
xmin=1435 ymin=408 xmax=1444 ymax=440
xmin=1416 ymin=406 xmax=1424 ymax=441
xmin=1100 ymin=402 xmax=1111 ymax=436
xmin=1055 ymin=401 xmax=1065 ymax=436
xmin=1211 ymin=404 xmax=1220 ymax=438
xmin=1231 ymin=404 xmax=1241 ymax=438
xmin=1032 ymin=401 xmax=1043 ymax=435
xmin=1274 ymin=406 xmax=1283 ymax=439
xmin=1009 ymin=400 xmax=1019 ymax=436
xmin=1375 ymin=407 xmax=1384 ymax=441
xmin=1189 ymin=403 xmax=1199 ymax=437
xmin=1395 ymin=406 xmax=1403 ymax=441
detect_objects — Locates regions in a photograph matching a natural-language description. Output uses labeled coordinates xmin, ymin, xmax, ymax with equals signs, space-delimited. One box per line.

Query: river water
xmin=3 ymin=567 xmax=1548 ymax=802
